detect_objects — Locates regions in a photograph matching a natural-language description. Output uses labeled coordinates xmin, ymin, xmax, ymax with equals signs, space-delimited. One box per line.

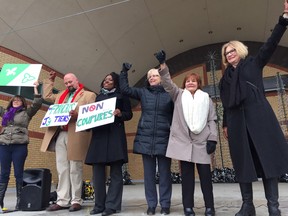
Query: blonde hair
xmin=147 ymin=68 xmax=160 ymax=79
xmin=221 ymin=40 xmax=248 ymax=68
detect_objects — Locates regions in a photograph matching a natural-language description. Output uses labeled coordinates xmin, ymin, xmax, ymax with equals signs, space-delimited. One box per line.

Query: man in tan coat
xmin=40 ymin=71 xmax=96 ymax=212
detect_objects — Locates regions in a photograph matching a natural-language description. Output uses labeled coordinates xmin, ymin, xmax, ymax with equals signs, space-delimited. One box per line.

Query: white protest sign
xmin=76 ymin=97 xmax=116 ymax=132
xmin=40 ymin=102 xmax=78 ymax=127
xmin=0 ymin=64 xmax=42 ymax=86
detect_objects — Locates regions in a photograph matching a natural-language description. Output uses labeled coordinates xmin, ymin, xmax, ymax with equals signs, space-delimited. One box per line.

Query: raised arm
xmin=284 ymin=0 xmax=288 ymax=14
xmin=42 ymin=71 xmax=59 ymax=103
xmin=27 ymin=82 xmax=43 ymax=118
xmin=119 ymin=63 xmax=143 ymax=100
xmin=256 ymin=1 xmax=288 ymax=67
xmin=155 ymin=50 xmax=181 ymax=101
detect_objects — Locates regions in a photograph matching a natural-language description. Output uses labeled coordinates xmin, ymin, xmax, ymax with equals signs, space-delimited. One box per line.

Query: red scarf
xmin=59 ymin=83 xmax=84 ymax=104
xmin=58 ymin=83 xmax=83 ymax=131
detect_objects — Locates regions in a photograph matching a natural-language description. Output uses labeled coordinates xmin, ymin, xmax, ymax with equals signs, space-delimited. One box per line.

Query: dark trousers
xmin=142 ymin=154 xmax=172 ymax=208
xmin=0 ymin=144 xmax=28 ymax=184
xmin=180 ymin=161 xmax=214 ymax=208
xmin=92 ymin=161 xmax=123 ymax=211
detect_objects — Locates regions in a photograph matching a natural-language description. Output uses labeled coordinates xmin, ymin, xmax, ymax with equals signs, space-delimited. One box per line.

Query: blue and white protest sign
xmin=0 ymin=64 xmax=42 ymax=86
xmin=76 ymin=97 xmax=116 ymax=132
xmin=40 ymin=102 xmax=78 ymax=127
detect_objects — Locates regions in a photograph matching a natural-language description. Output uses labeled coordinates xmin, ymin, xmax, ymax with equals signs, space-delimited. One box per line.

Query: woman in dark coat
xmin=119 ymin=62 xmax=174 ymax=215
xmin=85 ymin=72 xmax=132 ymax=216
xmin=219 ymin=2 xmax=288 ymax=216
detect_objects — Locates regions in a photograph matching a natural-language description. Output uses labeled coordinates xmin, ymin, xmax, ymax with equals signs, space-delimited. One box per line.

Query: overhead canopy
xmin=0 ymin=0 xmax=287 ymax=91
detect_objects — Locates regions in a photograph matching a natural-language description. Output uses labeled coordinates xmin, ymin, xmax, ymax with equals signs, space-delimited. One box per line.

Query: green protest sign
xmin=40 ymin=102 xmax=78 ymax=127
xmin=0 ymin=64 xmax=42 ymax=86
xmin=76 ymin=97 xmax=116 ymax=132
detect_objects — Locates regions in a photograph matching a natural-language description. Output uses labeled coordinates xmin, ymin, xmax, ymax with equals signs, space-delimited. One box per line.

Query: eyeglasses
xmin=224 ymin=48 xmax=236 ymax=56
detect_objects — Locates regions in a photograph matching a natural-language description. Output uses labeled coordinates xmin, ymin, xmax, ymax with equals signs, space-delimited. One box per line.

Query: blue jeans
xmin=0 ymin=144 xmax=28 ymax=184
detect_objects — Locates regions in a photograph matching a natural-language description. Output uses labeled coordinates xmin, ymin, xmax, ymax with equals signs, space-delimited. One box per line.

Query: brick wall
xmin=1 ymin=45 xmax=288 ymax=185
xmin=125 ymin=63 xmax=288 ymax=181
xmin=0 ymin=47 xmax=93 ymax=186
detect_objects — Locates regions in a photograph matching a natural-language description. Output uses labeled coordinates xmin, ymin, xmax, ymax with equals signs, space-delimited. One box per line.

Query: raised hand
xmin=33 ymin=81 xmax=40 ymax=95
xmin=33 ymin=81 xmax=39 ymax=88
xmin=48 ymin=70 xmax=56 ymax=82
xmin=122 ymin=62 xmax=132 ymax=72
xmin=280 ymin=0 xmax=288 ymax=26
xmin=154 ymin=50 xmax=166 ymax=64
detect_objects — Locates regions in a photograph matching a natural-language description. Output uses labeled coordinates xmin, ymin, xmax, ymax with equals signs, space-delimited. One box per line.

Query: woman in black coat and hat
xmin=85 ymin=72 xmax=133 ymax=216
xmin=219 ymin=1 xmax=288 ymax=215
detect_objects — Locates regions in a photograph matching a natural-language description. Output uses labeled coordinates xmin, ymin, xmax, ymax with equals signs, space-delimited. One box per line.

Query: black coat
xmin=219 ymin=22 xmax=288 ymax=182
xmin=85 ymin=90 xmax=132 ymax=165
xmin=120 ymin=71 xmax=174 ymax=156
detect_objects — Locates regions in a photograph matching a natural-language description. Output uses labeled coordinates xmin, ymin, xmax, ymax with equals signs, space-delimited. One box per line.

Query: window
xmin=0 ymin=84 xmax=60 ymax=105
xmin=0 ymin=86 xmax=20 ymax=95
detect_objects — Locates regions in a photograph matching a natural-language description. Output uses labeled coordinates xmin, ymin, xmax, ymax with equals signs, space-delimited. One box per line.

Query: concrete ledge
xmin=1 ymin=181 xmax=288 ymax=215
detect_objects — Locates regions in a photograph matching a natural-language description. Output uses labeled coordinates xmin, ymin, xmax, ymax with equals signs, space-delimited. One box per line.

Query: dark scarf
xmin=59 ymin=83 xmax=84 ymax=104
xmin=2 ymin=106 xmax=23 ymax=126
xmin=219 ymin=59 xmax=247 ymax=108
xmin=148 ymin=85 xmax=165 ymax=93
xmin=100 ymin=88 xmax=116 ymax=95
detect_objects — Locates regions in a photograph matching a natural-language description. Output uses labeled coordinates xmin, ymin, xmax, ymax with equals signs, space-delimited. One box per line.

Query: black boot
xmin=184 ymin=208 xmax=195 ymax=216
xmin=263 ymin=178 xmax=281 ymax=216
xmin=205 ymin=207 xmax=215 ymax=216
xmin=0 ymin=183 xmax=8 ymax=209
xmin=15 ymin=182 xmax=22 ymax=210
xmin=235 ymin=183 xmax=256 ymax=216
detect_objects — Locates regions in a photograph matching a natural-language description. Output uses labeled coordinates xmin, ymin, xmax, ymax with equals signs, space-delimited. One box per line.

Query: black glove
xmin=206 ymin=140 xmax=217 ymax=154
xmin=154 ymin=50 xmax=166 ymax=64
xmin=122 ymin=62 xmax=132 ymax=73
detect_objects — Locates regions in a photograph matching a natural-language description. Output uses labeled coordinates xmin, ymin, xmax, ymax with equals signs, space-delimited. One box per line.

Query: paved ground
xmin=1 ymin=181 xmax=288 ymax=215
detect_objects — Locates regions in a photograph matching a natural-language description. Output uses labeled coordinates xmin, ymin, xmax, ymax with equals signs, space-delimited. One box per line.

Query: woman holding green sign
xmin=85 ymin=72 xmax=133 ymax=216
xmin=0 ymin=82 xmax=42 ymax=211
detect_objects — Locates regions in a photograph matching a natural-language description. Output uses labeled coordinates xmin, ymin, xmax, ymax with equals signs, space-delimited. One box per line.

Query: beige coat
xmin=160 ymin=67 xmax=217 ymax=164
xmin=40 ymin=79 xmax=96 ymax=161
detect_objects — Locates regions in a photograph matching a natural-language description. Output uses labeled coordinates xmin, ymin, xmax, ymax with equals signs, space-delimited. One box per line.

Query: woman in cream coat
xmin=155 ymin=50 xmax=217 ymax=216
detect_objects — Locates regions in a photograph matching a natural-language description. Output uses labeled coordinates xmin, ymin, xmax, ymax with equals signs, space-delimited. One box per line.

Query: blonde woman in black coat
xmin=219 ymin=2 xmax=288 ymax=215
xmin=120 ymin=63 xmax=174 ymax=215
